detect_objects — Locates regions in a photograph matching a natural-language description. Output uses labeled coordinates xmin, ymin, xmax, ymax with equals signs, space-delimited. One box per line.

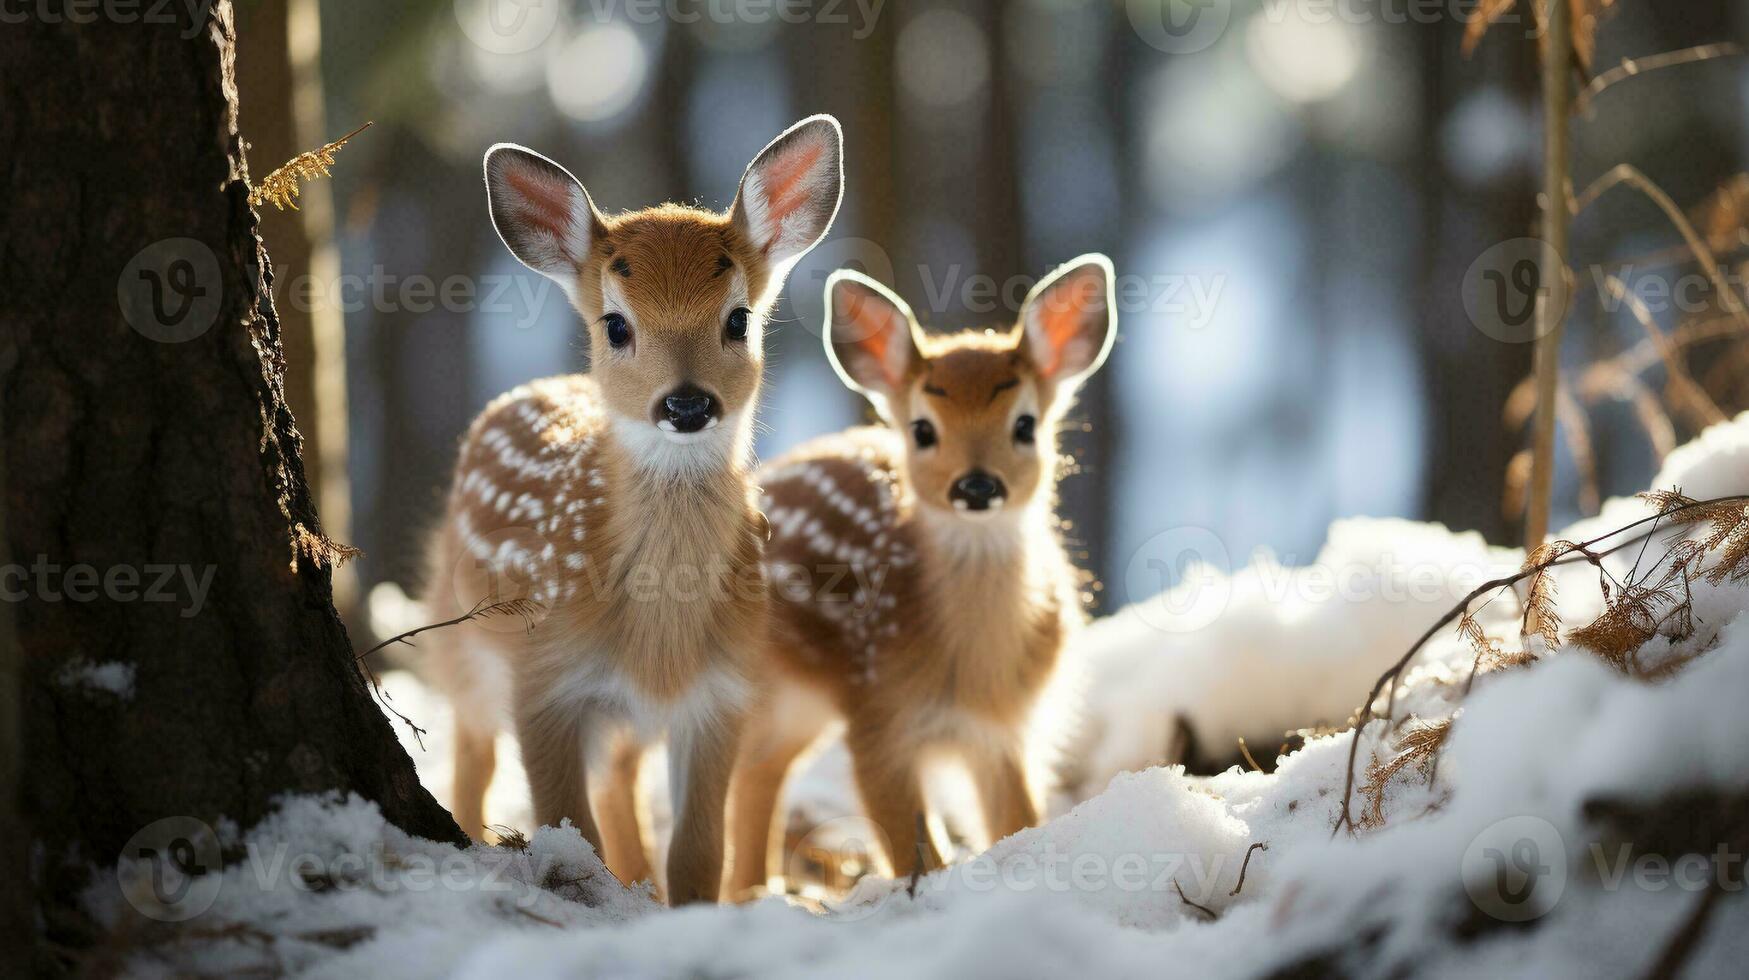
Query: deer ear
xmin=731 ymin=115 xmax=844 ymax=271
xmin=483 ymin=144 xmax=601 ymax=290
xmin=823 ymin=270 xmax=921 ymax=419
xmin=1020 ymin=253 xmax=1116 ymax=387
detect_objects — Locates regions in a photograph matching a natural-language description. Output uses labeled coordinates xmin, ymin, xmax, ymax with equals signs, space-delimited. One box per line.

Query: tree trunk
xmin=235 ymin=0 xmax=361 ymax=633
xmin=0 ymin=0 xmax=462 ymax=952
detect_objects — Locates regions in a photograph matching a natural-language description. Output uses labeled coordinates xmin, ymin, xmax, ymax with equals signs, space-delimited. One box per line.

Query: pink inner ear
xmin=504 ymin=166 xmax=573 ymax=236
xmin=839 ymin=287 xmax=901 ymax=385
xmin=1036 ymin=284 xmax=1094 ymax=378
xmin=755 ymin=142 xmax=824 ymax=252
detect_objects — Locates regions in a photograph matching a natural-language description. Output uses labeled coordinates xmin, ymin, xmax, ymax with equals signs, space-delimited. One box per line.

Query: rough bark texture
xmin=0 ymin=0 xmax=462 ymax=947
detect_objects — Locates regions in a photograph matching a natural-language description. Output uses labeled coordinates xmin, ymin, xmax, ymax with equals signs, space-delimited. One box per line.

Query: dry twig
xmin=1230 ymin=842 xmax=1269 ymax=897
xmin=1174 ymin=880 xmax=1217 ymax=921
xmin=1334 ymin=493 xmax=1749 ymax=835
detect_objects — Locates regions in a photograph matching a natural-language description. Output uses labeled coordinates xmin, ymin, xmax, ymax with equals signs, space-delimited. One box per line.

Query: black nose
xmin=659 ymin=384 xmax=720 ymax=434
xmin=949 ymin=470 xmax=1006 ymax=511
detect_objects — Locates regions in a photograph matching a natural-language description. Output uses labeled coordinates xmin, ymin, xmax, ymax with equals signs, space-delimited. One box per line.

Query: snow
xmin=90 ymin=414 xmax=1749 ymax=976
xmin=57 ymin=658 xmax=137 ymax=699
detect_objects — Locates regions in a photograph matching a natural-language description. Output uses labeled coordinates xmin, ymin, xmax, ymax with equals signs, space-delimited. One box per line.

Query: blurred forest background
xmin=232 ymin=0 xmax=1749 ymax=639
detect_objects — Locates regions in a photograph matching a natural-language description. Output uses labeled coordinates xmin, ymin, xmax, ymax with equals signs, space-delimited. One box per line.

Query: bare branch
xmin=1335 ymin=494 xmax=1749 ymax=836
xmin=1577 ymin=44 xmax=1745 ymax=116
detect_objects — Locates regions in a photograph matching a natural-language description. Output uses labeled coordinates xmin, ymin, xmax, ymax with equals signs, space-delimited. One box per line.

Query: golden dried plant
xmin=248 ymin=121 xmax=372 ymax=212
xmin=1565 ymin=490 xmax=1749 ymax=674
xmin=1696 ymin=173 xmax=1749 ymax=255
xmin=1462 ymin=0 xmax=1617 ymax=68
xmin=1338 ymin=492 xmax=1749 ymax=835
xmin=1358 ymin=718 xmax=1453 ymax=829
xmin=1520 ymin=541 xmax=1568 ymax=648
xmin=1503 ymin=170 xmax=1749 ymax=524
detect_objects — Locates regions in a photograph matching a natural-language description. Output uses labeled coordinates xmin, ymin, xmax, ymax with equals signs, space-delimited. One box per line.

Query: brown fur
xmin=725 ymin=257 xmax=1116 ymax=896
xmin=424 ymin=119 xmax=842 ymax=905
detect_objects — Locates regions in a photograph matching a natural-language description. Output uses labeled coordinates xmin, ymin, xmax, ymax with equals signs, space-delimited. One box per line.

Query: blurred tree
xmin=0 ymin=1 xmax=462 ymax=955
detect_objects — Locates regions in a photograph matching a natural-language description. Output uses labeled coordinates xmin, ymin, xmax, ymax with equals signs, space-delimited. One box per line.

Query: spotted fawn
xmin=423 ymin=116 xmax=844 ymax=905
xmin=726 ymin=255 xmax=1117 ymax=895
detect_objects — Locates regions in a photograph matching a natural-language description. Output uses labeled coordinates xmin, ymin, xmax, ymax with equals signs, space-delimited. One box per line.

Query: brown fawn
xmin=423 ymin=116 xmax=844 ymax=905
xmin=725 ymin=255 xmax=1116 ymax=896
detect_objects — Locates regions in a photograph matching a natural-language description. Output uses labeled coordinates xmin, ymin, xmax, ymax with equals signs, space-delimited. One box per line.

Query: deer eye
xmin=725 ymin=307 xmax=750 ymax=343
xmin=602 ymin=313 xmax=631 ymax=349
xmin=1014 ymin=414 xmax=1036 ymax=445
xmin=911 ymin=419 xmax=937 ymax=449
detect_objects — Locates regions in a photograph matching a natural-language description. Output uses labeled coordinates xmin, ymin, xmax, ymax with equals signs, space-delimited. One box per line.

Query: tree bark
xmin=0 ymin=0 xmax=462 ymax=949
xmin=235 ymin=0 xmax=360 ymax=632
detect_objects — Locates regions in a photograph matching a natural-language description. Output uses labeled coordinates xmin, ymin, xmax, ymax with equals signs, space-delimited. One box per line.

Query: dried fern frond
xmin=249 ymin=121 xmax=372 ymax=212
xmin=489 ymin=825 xmax=530 ymax=852
xmin=1554 ymin=385 xmax=1600 ymax=514
xmin=1359 ymin=718 xmax=1454 ymax=829
xmin=1696 ymin=173 xmax=1749 ymax=255
xmin=1569 ymin=598 xmax=1656 ymax=671
xmin=1463 ymin=0 xmax=1617 ymax=68
xmin=1640 ymin=489 xmax=1700 ymax=516
xmin=1570 ymin=552 xmax=1698 ymax=674
xmin=291 ymin=521 xmax=362 ymax=571
xmin=1503 ymin=448 xmax=1534 ymax=520
xmin=1703 ymin=507 xmax=1749 ymax=584
xmin=1462 ymin=0 xmax=1522 ymax=58
xmin=1520 ymin=541 xmax=1569 ymax=647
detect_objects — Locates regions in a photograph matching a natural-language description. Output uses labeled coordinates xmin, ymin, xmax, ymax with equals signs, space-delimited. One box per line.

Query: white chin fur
xmin=612 ymin=412 xmax=746 ymax=479
xmin=950 ymin=497 xmax=1006 ymax=519
xmin=655 ymin=417 xmax=720 ymax=443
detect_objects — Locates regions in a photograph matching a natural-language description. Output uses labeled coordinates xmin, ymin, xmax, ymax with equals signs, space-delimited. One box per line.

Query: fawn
xmin=725 ymin=255 xmax=1116 ymax=896
xmin=423 ymin=116 xmax=844 ymax=905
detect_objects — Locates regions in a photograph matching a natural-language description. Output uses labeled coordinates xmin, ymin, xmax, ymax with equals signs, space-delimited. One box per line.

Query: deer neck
xmin=603 ymin=409 xmax=757 ymax=558
xmin=913 ymin=491 xmax=1058 ymax=638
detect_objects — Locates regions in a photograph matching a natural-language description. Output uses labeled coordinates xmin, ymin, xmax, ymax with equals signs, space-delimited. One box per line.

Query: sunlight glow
xmin=1244 ymin=8 xmax=1365 ymax=104
xmin=546 ymin=22 xmax=648 ymax=124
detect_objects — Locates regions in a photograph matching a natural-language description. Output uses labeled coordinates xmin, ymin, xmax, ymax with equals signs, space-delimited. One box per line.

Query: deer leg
xmin=594 ymin=729 xmax=653 ymax=887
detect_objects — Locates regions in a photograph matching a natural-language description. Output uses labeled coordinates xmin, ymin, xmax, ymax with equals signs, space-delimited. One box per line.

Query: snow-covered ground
xmin=90 ymin=416 xmax=1749 ymax=977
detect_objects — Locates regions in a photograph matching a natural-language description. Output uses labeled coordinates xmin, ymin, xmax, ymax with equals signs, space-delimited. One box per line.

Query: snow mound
xmin=94 ymin=413 xmax=1749 ymax=976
